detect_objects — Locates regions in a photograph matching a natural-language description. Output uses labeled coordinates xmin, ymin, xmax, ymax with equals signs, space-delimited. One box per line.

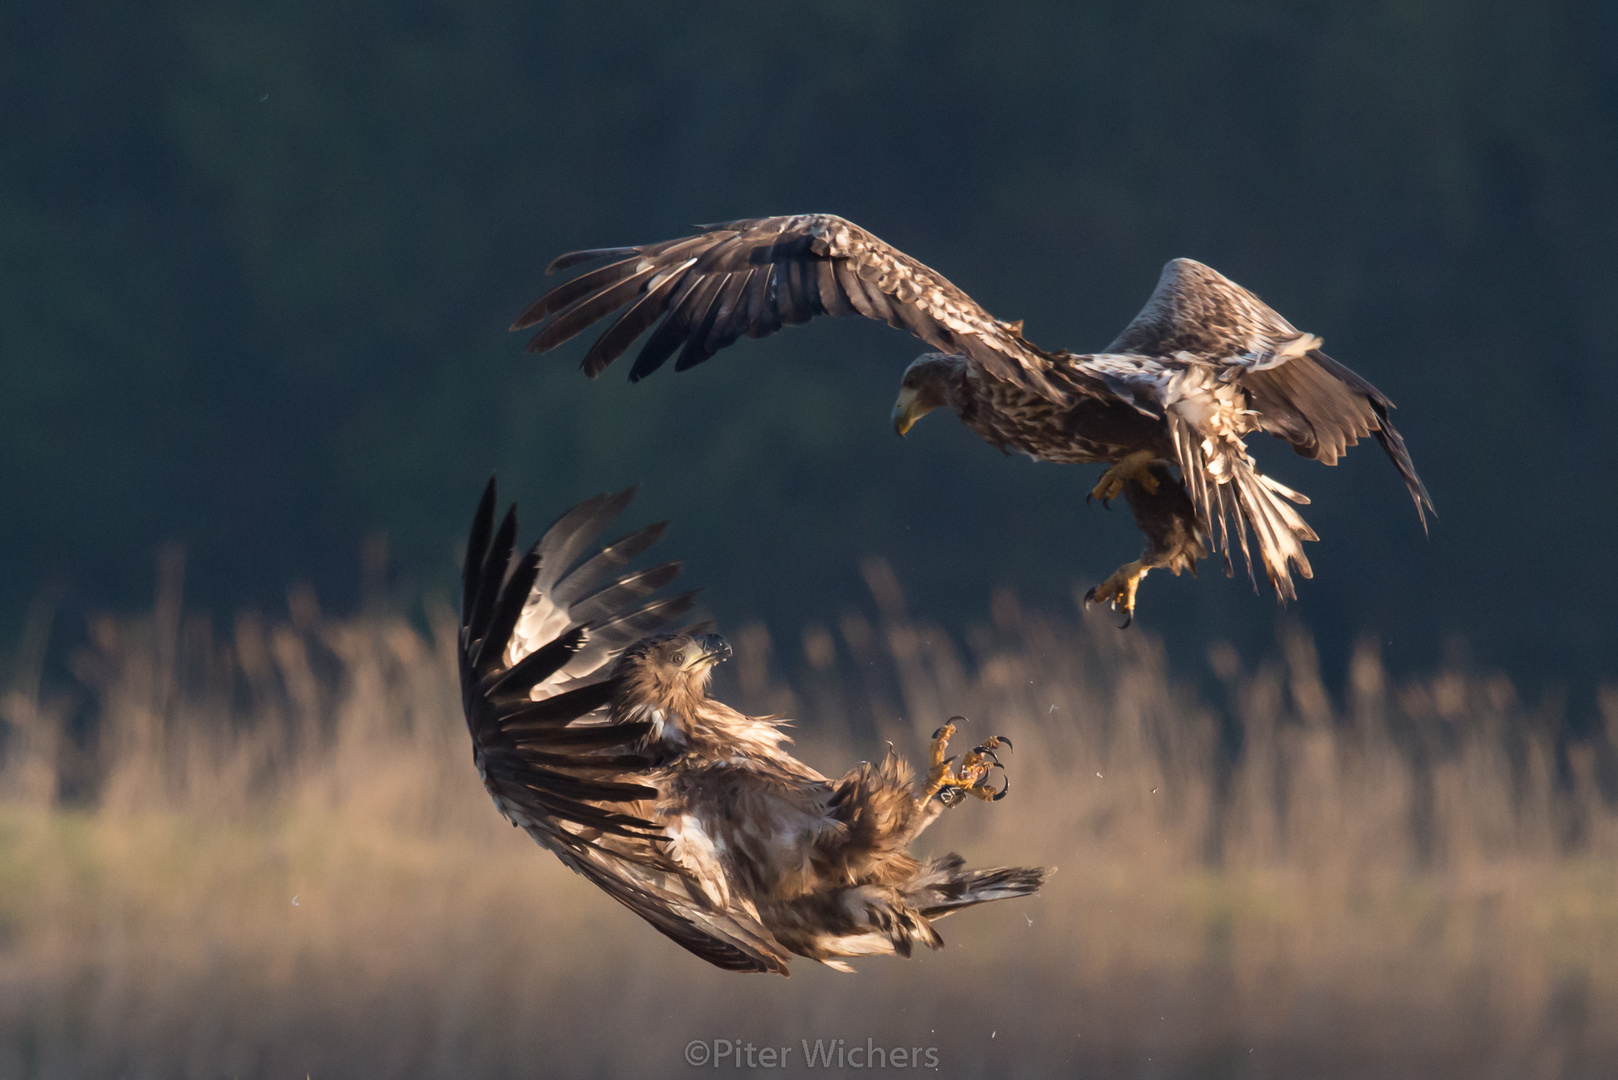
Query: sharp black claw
xmin=992 ymin=775 xmax=1011 ymax=801
xmin=1082 ymin=586 xmax=1097 ymax=607
xmin=974 ymin=748 xmax=1003 ymax=768
xmin=948 ymin=715 xmax=968 ymax=725
xmin=997 ymin=737 xmax=1013 ymax=752
xmin=1118 ymin=609 xmax=1133 ymax=630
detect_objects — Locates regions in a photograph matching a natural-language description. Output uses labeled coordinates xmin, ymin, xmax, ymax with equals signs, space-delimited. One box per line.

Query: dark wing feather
xmin=514 ymin=214 xmax=1069 ymax=404
xmin=1110 ymin=258 xmax=1433 ymax=526
xmin=459 ymin=479 xmax=790 ymax=974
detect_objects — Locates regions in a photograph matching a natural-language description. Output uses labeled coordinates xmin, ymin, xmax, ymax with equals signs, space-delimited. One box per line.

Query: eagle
xmin=511 ymin=214 xmax=1433 ymax=624
xmin=459 ymin=478 xmax=1045 ymax=974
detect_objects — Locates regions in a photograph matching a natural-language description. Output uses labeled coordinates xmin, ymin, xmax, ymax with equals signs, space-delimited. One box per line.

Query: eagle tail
xmin=1171 ymin=418 xmax=1318 ymax=600
xmin=910 ymin=854 xmax=1046 ymax=918
xmin=817 ymin=857 xmax=1043 ymax=962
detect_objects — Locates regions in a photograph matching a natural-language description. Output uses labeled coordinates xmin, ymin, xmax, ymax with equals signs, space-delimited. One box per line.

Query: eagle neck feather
xmin=615 ymin=681 xmax=790 ymax=760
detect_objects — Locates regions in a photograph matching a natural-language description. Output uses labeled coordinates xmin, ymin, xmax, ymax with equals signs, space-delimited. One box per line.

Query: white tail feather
xmin=1171 ymin=416 xmax=1317 ymax=600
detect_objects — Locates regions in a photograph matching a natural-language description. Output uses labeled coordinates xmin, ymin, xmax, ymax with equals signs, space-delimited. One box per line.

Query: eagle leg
xmin=1087 ymin=450 xmax=1161 ymax=508
xmin=1084 ymin=560 xmax=1150 ymax=629
xmin=920 ymin=722 xmax=1012 ymax=806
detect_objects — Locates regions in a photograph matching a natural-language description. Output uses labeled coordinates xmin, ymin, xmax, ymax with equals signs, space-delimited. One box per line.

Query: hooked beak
xmin=692 ymin=633 xmax=732 ymax=667
xmin=892 ymin=387 xmax=924 ymax=436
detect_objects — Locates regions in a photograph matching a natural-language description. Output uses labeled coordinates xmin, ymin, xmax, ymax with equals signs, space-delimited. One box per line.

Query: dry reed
xmin=0 ymin=562 xmax=1614 ymax=1079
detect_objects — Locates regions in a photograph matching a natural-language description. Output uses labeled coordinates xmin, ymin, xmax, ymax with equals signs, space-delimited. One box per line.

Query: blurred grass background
xmin=2 ymin=562 xmax=1613 ymax=1078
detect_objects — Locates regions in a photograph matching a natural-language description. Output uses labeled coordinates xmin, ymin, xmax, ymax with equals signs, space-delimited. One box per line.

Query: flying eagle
xmin=460 ymin=479 xmax=1044 ymax=974
xmin=512 ymin=215 xmax=1433 ymax=623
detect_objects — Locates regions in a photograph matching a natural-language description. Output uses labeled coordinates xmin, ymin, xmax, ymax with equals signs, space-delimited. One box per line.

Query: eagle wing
xmin=460 ymin=479 xmax=791 ymax=973
xmin=1108 ymin=258 xmax=1433 ymax=525
xmin=512 ymin=214 xmax=1069 ymax=404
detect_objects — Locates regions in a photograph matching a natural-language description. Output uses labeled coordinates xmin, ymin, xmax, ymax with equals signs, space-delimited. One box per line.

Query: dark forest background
xmin=2 ymin=1 xmax=1615 ymax=702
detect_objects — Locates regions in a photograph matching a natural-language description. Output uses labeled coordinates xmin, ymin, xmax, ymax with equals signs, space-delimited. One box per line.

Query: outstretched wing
xmin=1109 ymin=258 xmax=1433 ymax=526
xmin=512 ymin=214 xmax=1068 ymax=404
xmin=460 ymin=479 xmax=791 ymax=974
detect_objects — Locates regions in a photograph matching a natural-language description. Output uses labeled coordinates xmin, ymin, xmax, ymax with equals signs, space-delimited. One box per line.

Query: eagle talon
xmin=1089 ymin=450 xmax=1161 ymax=506
xmin=919 ymin=721 xmax=1017 ymax=806
xmin=1084 ymin=561 xmax=1147 ymax=629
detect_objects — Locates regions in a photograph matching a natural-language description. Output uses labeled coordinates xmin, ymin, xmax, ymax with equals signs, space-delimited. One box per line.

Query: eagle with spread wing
xmin=460 ymin=479 xmax=1044 ymax=974
xmin=512 ymin=215 xmax=1433 ymax=623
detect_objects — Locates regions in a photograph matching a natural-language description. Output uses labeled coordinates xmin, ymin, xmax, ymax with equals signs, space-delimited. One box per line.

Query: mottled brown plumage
xmin=460 ymin=479 xmax=1043 ymax=975
xmin=512 ymin=214 xmax=1070 ymax=403
xmin=514 ymin=215 xmax=1433 ymax=620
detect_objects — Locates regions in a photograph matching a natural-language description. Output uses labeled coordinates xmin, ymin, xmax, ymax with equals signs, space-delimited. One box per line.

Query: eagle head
xmin=893 ymin=353 xmax=966 ymax=435
xmin=613 ymin=631 xmax=732 ymax=707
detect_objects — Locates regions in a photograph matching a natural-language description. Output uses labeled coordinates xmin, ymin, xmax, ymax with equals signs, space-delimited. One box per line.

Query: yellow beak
xmin=892 ymin=387 xmax=923 ymax=436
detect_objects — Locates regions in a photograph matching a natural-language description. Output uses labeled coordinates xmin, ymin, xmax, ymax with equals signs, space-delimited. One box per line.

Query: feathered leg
xmin=824 ymin=720 xmax=1015 ymax=876
xmin=784 ymin=725 xmax=1043 ymax=970
xmin=1084 ymin=464 xmax=1208 ymax=627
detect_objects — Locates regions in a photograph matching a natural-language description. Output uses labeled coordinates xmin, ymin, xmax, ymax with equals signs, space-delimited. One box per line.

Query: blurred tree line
xmin=1 ymin=1 xmax=1614 ymax=699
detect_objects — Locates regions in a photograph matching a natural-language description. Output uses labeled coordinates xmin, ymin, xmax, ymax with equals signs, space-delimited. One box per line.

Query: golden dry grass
xmin=1 ymin=571 xmax=1616 ymax=1078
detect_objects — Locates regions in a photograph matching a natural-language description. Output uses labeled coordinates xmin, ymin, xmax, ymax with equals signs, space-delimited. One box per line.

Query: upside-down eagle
xmin=460 ymin=479 xmax=1043 ymax=974
xmin=512 ymin=215 xmax=1433 ymax=623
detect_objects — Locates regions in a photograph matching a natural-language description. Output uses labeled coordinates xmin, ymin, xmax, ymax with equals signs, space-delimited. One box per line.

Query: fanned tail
xmin=1170 ymin=417 xmax=1318 ymax=600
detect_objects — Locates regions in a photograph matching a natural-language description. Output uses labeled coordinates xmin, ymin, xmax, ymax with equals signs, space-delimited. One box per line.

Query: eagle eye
xmin=671 ymin=651 xmax=685 ymax=665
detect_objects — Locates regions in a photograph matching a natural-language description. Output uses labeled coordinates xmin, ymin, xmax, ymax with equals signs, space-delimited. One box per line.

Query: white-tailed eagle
xmin=512 ymin=215 xmax=1433 ymax=623
xmin=460 ymin=479 xmax=1044 ymax=974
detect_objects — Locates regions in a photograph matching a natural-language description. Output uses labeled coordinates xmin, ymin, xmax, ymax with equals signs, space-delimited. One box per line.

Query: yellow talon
xmin=921 ymin=719 xmax=959 ymax=799
xmin=919 ymin=721 xmax=1012 ymax=806
xmin=1089 ymin=450 xmax=1161 ymax=505
xmin=1084 ymin=560 xmax=1149 ymax=629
